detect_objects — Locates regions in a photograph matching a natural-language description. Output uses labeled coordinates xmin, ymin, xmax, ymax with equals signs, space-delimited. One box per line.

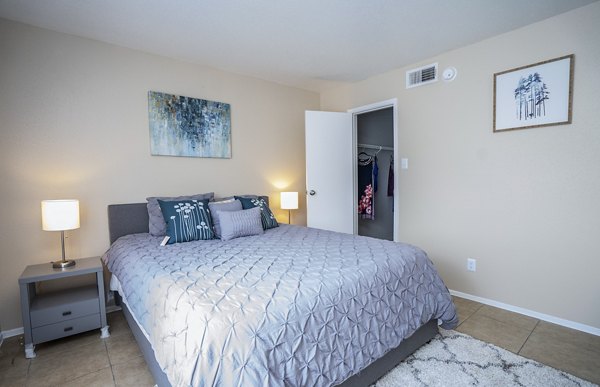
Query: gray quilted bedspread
xmin=102 ymin=224 xmax=457 ymax=387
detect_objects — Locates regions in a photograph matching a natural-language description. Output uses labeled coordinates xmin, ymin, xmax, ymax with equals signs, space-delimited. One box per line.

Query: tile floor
xmin=453 ymin=296 xmax=600 ymax=385
xmin=0 ymin=312 xmax=153 ymax=387
xmin=1 ymin=296 xmax=598 ymax=386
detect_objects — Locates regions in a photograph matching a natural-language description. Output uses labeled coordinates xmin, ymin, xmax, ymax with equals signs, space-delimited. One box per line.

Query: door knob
xmin=309 ymin=190 xmax=316 ymax=196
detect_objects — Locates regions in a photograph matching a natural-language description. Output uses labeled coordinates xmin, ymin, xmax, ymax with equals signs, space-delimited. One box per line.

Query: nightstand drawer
xmin=30 ymin=285 xmax=100 ymax=328
xmin=32 ymin=313 xmax=101 ymax=344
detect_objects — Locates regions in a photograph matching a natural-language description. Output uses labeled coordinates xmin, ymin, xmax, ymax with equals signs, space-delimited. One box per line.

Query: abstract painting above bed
xmin=148 ymin=91 xmax=231 ymax=158
xmin=103 ymin=224 xmax=457 ymax=387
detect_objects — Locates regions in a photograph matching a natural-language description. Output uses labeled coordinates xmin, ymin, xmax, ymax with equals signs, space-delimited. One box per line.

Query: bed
xmin=103 ymin=199 xmax=457 ymax=387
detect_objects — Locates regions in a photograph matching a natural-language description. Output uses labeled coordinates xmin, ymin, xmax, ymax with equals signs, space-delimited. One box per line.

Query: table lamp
xmin=280 ymin=192 xmax=298 ymax=224
xmin=41 ymin=199 xmax=80 ymax=268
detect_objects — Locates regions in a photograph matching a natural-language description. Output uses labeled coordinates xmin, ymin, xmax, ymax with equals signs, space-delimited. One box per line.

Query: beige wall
xmin=0 ymin=19 xmax=319 ymax=331
xmin=321 ymin=3 xmax=600 ymax=330
xmin=2 ymin=3 xmax=599 ymax=333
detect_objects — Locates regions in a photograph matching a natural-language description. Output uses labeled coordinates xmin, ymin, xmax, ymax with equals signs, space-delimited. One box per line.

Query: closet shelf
xmin=357 ymin=143 xmax=393 ymax=151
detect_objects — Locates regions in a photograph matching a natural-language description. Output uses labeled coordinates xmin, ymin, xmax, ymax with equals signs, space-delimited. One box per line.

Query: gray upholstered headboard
xmin=107 ymin=196 xmax=269 ymax=245
xmin=108 ymin=203 xmax=148 ymax=244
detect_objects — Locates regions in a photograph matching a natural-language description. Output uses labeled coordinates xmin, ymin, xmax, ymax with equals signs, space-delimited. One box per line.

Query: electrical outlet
xmin=467 ymin=258 xmax=477 ymax=272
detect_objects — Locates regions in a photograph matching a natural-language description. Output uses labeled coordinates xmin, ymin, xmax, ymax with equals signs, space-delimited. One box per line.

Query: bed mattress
xmin=102 ymin=224 xmax=457 ymax=386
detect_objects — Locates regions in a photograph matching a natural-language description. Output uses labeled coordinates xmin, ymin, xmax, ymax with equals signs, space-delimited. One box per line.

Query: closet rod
xmin=357 ymin=143 xmax=393 ymax=151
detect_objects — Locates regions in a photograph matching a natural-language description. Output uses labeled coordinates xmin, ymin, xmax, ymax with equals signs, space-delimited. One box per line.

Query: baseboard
xmin=106 ymin=304 xmax=122 ymax=313
xmin=450 ymin=289 xmax=600 ymax=337
xmin=0 ymin=326 xmax=24 ymax=339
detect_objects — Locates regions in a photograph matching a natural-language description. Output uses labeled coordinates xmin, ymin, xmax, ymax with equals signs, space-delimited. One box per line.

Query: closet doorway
xmin=349 ymin=99 xmax=398 ymax=241
xmin=304 ymin=99 xmax=398 ymax=240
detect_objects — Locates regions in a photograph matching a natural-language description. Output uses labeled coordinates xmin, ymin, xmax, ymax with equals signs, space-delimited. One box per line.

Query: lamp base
xmin=52 ymin=259 xmax=76 ymax=269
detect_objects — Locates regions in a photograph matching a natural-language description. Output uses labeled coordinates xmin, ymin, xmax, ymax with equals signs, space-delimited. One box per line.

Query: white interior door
xmin=305 ymin=111 xmax=354 ymax=233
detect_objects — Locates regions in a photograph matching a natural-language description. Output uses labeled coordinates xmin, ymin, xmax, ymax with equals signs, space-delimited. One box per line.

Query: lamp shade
xmin=280 ymin=192 xmax=298 ymax=210
xmin=41 ymin=199 xmax=80 ymax=231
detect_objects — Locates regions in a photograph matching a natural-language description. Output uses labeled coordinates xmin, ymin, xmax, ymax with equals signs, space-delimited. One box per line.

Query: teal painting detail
xmin=148 ymin=91 xmax=231 ymax=158
xmin=158 ymin=199 xmax=214 ymax=244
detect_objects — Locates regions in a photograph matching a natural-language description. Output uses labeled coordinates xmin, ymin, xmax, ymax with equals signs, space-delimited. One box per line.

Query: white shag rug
xmin=375 ymin=329 xmax=596 ymax=387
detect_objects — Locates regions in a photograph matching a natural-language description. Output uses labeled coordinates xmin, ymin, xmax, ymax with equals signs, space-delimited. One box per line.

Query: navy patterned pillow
xmin=146 ymin=192 xmax=214 ymax=236
xmin=235 ymin=196 xmax=279 ymax=230
xmin=158 ymin=199 xmax=214 ymax=244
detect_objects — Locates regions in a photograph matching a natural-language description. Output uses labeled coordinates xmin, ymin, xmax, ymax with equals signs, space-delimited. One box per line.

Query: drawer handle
xmin=62 ymin=311 xmax=72 ymax=316
xmin=64 ymin=327 xmax=73 ymax=332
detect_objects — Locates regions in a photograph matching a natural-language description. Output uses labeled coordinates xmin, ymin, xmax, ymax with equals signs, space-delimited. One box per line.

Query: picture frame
xmin=493 ymin=54 xmax=574 ymax=132
xmin=148 ymin=91 xmax=231 ymax=158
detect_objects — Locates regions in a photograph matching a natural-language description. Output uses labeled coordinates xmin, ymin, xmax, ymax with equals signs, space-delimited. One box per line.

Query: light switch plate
xmin=401 ymin=158 xmax=409 ymax=169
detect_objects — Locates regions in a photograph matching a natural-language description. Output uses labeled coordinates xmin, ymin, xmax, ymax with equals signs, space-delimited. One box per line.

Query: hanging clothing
xmin=372 ymin=156 xmax=379 ymax=193
xmin=387 ymin=154 xmax=394 ymax=197
xmin=357 ymin=153 xmax=377 ymax=220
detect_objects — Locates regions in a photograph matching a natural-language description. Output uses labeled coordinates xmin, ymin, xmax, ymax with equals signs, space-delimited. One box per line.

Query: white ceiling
xmin=0 ymin=0 xmax=596 ymax=91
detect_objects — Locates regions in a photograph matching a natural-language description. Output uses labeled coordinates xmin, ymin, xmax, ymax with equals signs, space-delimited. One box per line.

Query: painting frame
xmin=493 ymin=54 xmax=574 ymax=133
xmin=148 ymin=91 xmax=232 ymax=158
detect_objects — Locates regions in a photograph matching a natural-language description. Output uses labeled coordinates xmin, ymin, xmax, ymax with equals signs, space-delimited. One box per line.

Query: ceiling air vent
xmin=406 ymin=63 xmax=438 ymax=89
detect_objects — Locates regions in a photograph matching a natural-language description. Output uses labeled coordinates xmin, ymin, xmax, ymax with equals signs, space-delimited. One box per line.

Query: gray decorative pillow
xmin=235 ymin=196 xmax=278 ymax=230
xmin=219 ymin=194 xmax=258 ymax=202
xmin=208 ymin=199 xmax=243 ymax=238
xmin=146 ymin=192 xmax=214 ymax=236
xmin=218 ymin=207 xmax=264 ymax=241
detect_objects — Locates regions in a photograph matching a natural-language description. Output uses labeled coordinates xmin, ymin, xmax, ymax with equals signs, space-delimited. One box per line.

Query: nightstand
xmin=18 ymin=256 xmax=109 ymax=358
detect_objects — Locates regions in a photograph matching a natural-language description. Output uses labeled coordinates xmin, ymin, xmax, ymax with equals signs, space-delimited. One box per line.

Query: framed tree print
xmin=493 ymin=54 xmax=574 ymax=132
